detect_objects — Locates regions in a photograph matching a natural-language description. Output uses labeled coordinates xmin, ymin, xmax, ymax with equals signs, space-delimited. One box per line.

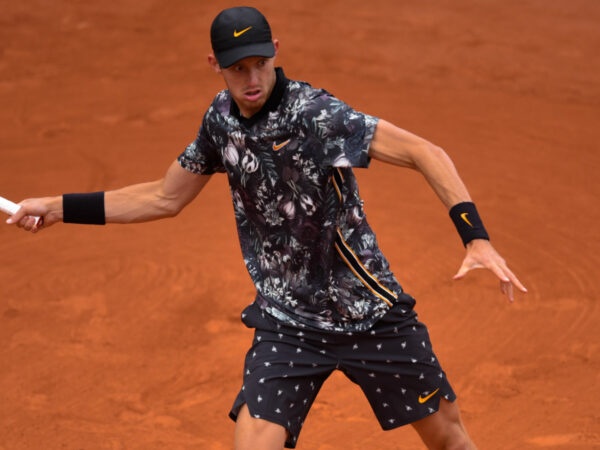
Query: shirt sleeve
xmin=177 ymin=109 xmax=226 ymax=175
xmin=305 ymin=91 xmax=379 ymax=169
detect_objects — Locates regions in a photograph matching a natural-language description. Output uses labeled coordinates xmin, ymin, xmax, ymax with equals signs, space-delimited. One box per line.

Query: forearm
xmin=67 ymin=160 xmax=209 ymax=224
xmin=36 ymin=181 xmax=183 ymax=225
xmin=369 ymin=119 xmax=490 ymax=246
xmin=104 ymin=180 xmax=183 ymax=223
xmin=9 ymin=160 xmax=209 ymax=230
xmin=370 ymin=119 xmax=472 ymax=209
xmin=407 ymin=142 xmax=472 ymax=209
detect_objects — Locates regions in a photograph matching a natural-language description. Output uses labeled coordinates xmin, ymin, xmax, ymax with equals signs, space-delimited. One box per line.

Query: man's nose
xmin=248 ymin=67 xmax=260 ymax=84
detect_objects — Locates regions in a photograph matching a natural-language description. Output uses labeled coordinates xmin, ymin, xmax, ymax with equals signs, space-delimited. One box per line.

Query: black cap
xmin=210 ymin=7 xmax=275 ymax=68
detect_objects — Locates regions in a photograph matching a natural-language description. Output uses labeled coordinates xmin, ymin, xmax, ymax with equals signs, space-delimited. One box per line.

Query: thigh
xmin=230 ymin=321 xmax=337 ymax=448
xmin=336 ymin=306 xmax=457 ymax=429
xmin=235 ymin=404 xmax=287 ymax=450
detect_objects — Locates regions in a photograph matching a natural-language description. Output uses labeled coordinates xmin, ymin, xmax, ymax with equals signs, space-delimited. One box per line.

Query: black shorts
xmin=229 ymin=296 xmax=456 ymax=449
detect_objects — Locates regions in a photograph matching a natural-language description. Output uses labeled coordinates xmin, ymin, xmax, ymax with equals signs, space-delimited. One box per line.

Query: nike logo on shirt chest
xmin=272 ymin=138 xmax=291 ymax=151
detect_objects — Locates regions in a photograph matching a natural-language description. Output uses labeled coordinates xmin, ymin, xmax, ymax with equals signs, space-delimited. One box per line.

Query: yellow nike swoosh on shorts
xmin=418 ymin=388 xmax=440 ymax=404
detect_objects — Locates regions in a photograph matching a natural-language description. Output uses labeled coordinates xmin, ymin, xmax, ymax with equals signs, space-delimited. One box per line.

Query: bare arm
xmin=369 ymin=119 xmax=471 ymax=208
xmin=104 ymin=160 xmax=211 ymax=223
xmin=369 ymin=119 xmax=527 ymax=300
xmin=8 ymin=160 xmax=211 ymax=229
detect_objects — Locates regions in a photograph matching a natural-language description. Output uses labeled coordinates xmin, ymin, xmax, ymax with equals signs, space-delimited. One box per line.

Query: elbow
xmin=161 ymin=201 xmax=185 ymax=218
xmin=413 ymin=142 xmax=455 ymax=171
xmin=154 ymin=195 xmax=187 ymax=219
xmin=426 ymin=142 xmax=448 ymax=158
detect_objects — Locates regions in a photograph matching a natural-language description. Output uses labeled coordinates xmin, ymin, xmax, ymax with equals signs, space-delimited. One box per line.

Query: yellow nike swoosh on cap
xmin=233 ymin=26 xmax=252 ymax=38
xmin=418 ymin=388 xmax=440 ymax=404
xmin=460 ymin=212 xmax=473 ymax=228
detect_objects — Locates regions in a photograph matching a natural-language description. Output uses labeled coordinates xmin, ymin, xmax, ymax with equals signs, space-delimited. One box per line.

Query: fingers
xmin=500 ymin=279 xmax=514 ymax=302
xmin=28 ymin=216 xmax=44 ymax=232
xmin=453 ymin=261 xmax=483 ymax=280
xmin=6 ymin=199 xmax=48 ymax=232
xmin=503 ymin=265 xmax=528 ymax=293
xmin=486 ymin=259 xmax=529 ymax=302
xmin=496 ymin=259 xmax=527 ymax=291
xmin=452 ymin=265 xmax=468 ymax=281
xmin=6 ymin=211 xmax=44 ymax=232
xmin=5 ymin=208 xmax=27 ymax=225
xmin=454 ymin=253 xmax=527 ymax=302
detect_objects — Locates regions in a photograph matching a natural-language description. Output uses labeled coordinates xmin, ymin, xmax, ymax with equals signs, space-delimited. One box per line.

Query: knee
xmin=429 ymin=428 xmax=476 ymax=450
xmin=234 ymin=404 xmax=287 ymax=450
xmin=429 ymin=422 xmax=474 ymax=450
xmin=440 ymin=416 xmax=474 ymax=450
xmin=444 ymin=436 xmax=475 ymax=450
xmin=412 ymin=400 xmax=477 ymax=450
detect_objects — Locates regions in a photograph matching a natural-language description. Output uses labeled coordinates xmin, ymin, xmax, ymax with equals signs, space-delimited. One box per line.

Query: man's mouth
xmin=244 ymin=89 xmax=262 ymax=102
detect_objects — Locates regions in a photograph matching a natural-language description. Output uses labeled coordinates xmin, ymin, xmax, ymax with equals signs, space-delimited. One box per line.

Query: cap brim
xmin=216 ymin=42 xmax=275 ymax=68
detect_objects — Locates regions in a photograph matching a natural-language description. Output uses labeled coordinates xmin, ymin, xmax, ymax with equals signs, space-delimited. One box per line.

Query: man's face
xmin=209 ymin=41 xmax=279 ymax=119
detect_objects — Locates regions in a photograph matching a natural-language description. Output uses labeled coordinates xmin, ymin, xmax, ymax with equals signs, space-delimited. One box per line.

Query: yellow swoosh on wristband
xmin=460 ymin=212 xmax=473 ymax=228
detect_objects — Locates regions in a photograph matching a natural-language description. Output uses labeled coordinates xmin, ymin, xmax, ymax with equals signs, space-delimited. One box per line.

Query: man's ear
xmin=208 ymin=54 xmax=221 ymax=73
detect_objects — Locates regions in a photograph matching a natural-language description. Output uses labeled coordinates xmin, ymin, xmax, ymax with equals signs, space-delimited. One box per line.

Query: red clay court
xmin=1 ymin=1 xmax=598 ymax=448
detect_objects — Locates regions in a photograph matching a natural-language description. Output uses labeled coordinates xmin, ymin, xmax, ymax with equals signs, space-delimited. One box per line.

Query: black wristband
xmin=449 ymin=202 xmax=489 ymax=246
xmin=63 ymin=192 xmax=106 ymax=225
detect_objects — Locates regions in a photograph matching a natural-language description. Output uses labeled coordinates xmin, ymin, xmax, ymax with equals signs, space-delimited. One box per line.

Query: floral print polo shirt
xmin=178 ymin=68 xmax=412 ymax=333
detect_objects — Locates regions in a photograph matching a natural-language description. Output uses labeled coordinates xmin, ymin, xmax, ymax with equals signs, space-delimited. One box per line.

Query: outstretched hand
xmin=453 ymin=239 xmax=527 ymax=302
xmin=5 ymin=197 xmax=62 ymax=233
